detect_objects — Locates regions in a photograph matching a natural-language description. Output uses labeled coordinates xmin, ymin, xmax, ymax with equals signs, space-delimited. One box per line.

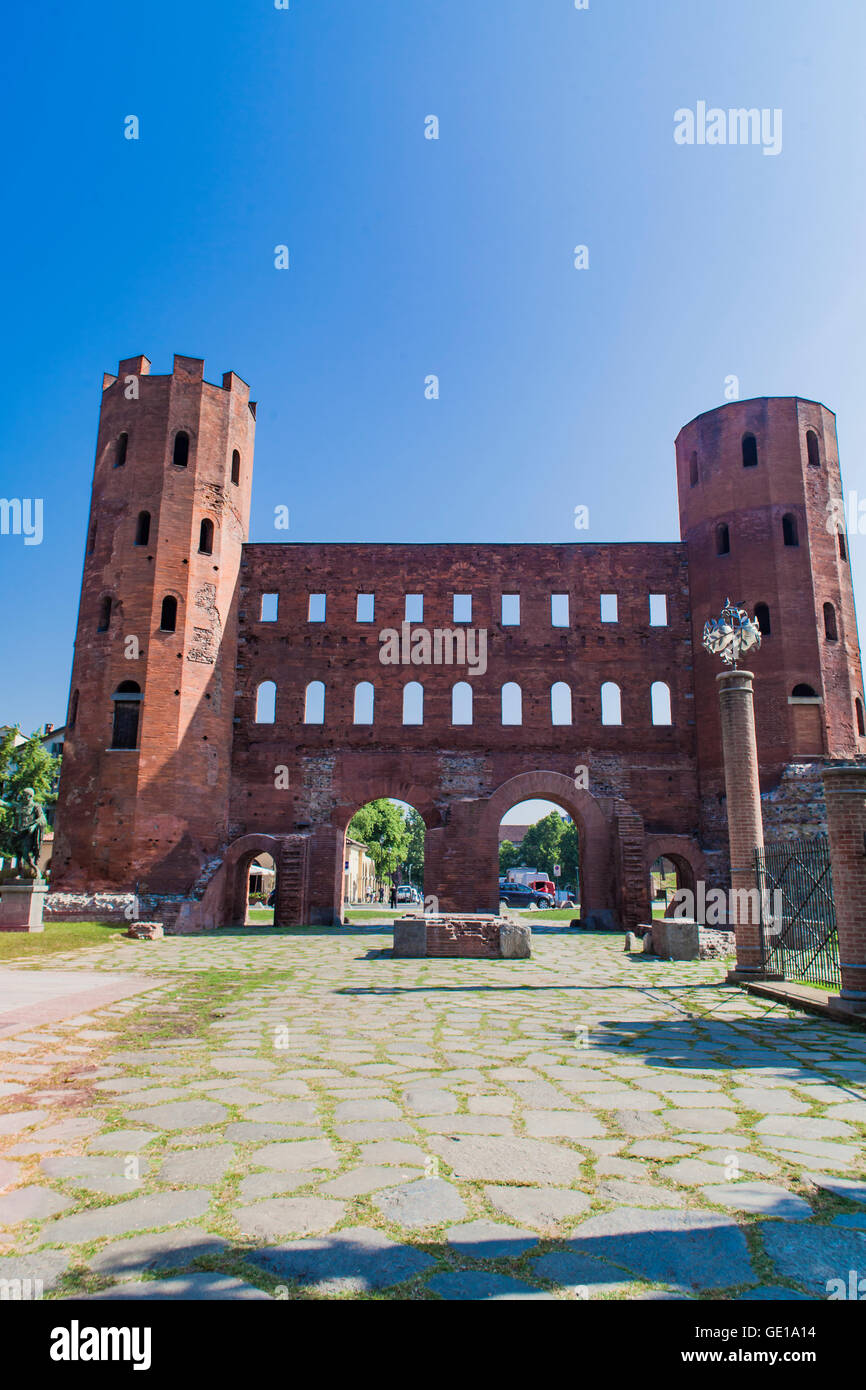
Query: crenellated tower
xmin=676 ymin=397 xmax=865 ymax=817
xmin=52 ymin=354 xmax=256 ymax=902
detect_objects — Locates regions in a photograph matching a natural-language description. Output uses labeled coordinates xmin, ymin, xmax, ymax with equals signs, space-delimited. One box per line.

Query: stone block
xmin=651 ymin=918 xmax=700 ymax=961
xmin=500 ymin=922 xmax=531 ymax=958
xmin=392 ymin=918 xmax=426 ymax=957
xmin=0 ymin=881 xmax=47 ymax=932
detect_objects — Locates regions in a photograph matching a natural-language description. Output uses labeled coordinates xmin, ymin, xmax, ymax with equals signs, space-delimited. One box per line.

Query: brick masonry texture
xmin=50 ymin=360 xmax=866 ymax=936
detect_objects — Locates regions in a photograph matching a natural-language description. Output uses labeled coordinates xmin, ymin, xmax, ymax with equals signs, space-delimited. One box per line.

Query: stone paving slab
xmin=89 ymin=1226 xmax=230 ymax=1277
xmin=87 ymin=1273 xmax=270 ymax=1300
xmin=1 ymin=925 xmax=864 ymax=1301
xmin=247 ymin=1226 xmax=436 ymax=1294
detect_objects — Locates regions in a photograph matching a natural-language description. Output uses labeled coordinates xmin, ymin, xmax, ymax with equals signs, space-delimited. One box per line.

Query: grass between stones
xmin=0 ymin=921 xmax=128 ymax=963
xmin=0 ymin=928 xmax=864 ymax=1300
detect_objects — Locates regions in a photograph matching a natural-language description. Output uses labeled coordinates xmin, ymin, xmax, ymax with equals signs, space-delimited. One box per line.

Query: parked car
xmin=395 ymin=885 xmax=420 ymax=904
xmin=498 ymin=883 xmax=554 ymax=909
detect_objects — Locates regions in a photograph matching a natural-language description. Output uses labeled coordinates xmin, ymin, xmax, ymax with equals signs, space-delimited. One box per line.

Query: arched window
xmin=68 ymin=689 xmax=79 ymax=729
xmin=839 ymin=531 xmax=848 ymax=562
xmin=501 ymin=682 xmax=522 ymax=726
xmin=159 ymin=595 xmax=177 ymax=632
xmin=689 ymin=450 xmax=699 ymax=487
xmin=782 ymin=513 xmax=799 ymax=546
xmin=403 ymin=681 xmax=423 ymax=725
xmin=172 ymin=431 xmax=190 ymax=467
xmin=111 ymin=681 xmax=142 ymax=750
xmin=198 ymin=518 xmax=215 ymax=555
xmin=792 ymin=683 xmax=818 ymax=698
xmin=135 ymin=511 xmax=150 ymax=546
xmin=452 ymin=681 xmax=473 ymax=725
xmin=551 ymin=681 xmax=572 ymax=726
xmin=742 ymin=433 xmax=758 ymax=468
xmin=114 ymin=433 xmax=128 ymax=468
xmin=754 ymin=602 xmax=771 ymax=636
xmin=304 ymin=680 xmax=325 ymax=725
xmin=353 ymin=681 xmax=374 ymax=725
xmin=823 ymin=602 xmax=838 ymax=641
xmin=97 ymin=595 xmax=112 ymax=632
xmin=806 ymin=429 xmax=820 ymax=468
xmin=231 ymin=450 xmax=241 ymax=486
xmin=716 ymin=523 xmax=730 ymax=556
xmin=601 ymin=681 xmax=622 ymax=726
xmin=856 ymin=697 xmax=865 ymax=737
xmin=87 ymin=521 xmax=97 ymax=555
xmin=651 ymin=681 xmax=672 ymax=726
xmin=255 ymin=681 xmax=276 ymax=724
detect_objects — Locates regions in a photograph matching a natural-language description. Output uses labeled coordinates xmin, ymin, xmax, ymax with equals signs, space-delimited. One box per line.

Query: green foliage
xmin=498 ymin=839 xmax=522 ymax=875
xmin=403 ymin=807 xmax=425 ymax=886
xmin=347 ymin=799 xmax=410 ymax=883
xmin=0 ymin=727 xmax=60 ymax=849
xmin=507 ymin=812 xmax=580 ymax=891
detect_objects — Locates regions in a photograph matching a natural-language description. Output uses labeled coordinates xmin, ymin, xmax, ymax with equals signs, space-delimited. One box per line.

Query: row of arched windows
xmin=253 ymin=679 xmax=674 ymax=727
xmin=716 ymin=513 xmax=804 ymax=555
xmin=689 ymin=428 xmax=823 ymax=486
xmin=109 ymin=430 xmax=242 ymax=484
xmin=132 ymin=513 xmax=215 ymax=553
xmin=97 ymin=594 xmax=178 ymax=633
xmin=735 ymin=601 xmax=838 ymax=643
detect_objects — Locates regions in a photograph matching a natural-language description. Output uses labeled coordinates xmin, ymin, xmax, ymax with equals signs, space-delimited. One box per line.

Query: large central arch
xmin=475 ymin=771 xmax=615 ymax=918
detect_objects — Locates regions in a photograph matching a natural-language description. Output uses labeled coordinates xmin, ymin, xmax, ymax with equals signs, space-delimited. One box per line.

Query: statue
xmin=0 ymin=787 xmax=48 ymax=879
xmin=702 ymin=598 xmax=762 ymax=670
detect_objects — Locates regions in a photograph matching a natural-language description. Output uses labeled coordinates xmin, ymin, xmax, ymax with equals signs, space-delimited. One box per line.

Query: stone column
xmin=822 ymin=764 xmax=866 ymax=1014
xmin=717 ymin=669 xmax=768 ymax=980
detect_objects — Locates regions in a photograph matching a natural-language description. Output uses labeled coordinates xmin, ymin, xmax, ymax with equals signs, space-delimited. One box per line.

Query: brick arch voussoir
xmin=644 ymin=835 xmax=708 ymax=896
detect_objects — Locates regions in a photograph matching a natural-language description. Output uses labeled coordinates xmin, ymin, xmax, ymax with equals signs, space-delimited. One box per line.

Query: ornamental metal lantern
xmin=702 ymin=598 xmax=762 ymax=670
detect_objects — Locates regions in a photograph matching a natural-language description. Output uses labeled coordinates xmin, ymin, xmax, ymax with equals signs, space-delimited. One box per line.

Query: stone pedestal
xmin=0 ymin=880 xmax=47 ymax=932
xmin=822 ymin=764 xmax=866 ymax=1014
xmin=717 ymin=669 xmax=770 ymax=981
xmin=393 ymin=914 xmax=531 ymax=959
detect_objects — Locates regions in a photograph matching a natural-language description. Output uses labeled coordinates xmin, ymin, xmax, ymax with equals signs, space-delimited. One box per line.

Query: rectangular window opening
xmin=453 ymin=594 xmax=472 ymax=624
xmin=649 ymin=594 xmax=667 ymax=627
xmin=551 ymin=594 xmax=569 ymax=627
xmin=260 ymin=593 xmax=279 ymax=623
xmin=308 ymin=593 xmax=326 ymax=623
xmin=357 ymin=593 xmax=375 ymax=623
xmin=405 ymin=594 xmax=424 ymax=623
xmin=600 ymin=594 xmax=618 ymax=623
xmin=502 ymin=594 xmax=520 ymax=626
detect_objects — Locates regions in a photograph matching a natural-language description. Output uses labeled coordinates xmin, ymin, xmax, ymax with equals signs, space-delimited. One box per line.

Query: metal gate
xmin=755 ymin=836 xmax=839 ymax=989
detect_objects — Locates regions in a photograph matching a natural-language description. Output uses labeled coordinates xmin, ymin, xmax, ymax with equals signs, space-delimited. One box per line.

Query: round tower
xmin=53 ymin=353 xmax=256 ymax=906
xmin=676 ymin=397 xmax=865 ymax=804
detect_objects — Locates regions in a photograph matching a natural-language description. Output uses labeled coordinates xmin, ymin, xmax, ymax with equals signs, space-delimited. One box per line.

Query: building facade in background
xmin=49 ymin=355 xmax=866 ymax=930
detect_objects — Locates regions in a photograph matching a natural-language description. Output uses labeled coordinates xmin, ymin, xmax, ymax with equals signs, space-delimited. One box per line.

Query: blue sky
xmin=2 ymin=0 xmax=865 ymax=738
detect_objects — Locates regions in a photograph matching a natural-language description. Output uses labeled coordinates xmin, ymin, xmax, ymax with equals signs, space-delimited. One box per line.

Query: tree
xmin=0 ymin=727 xmax=61 ymax=847
xmin=347 ymin=799 xmax=409 ymax=884
xmin=499 ymin=839 xmax=522 ymax=875
xmin=402 ymin=807 xmax=425 ymax=887
xmin=517 ymin=812 xmax=580 ymax=893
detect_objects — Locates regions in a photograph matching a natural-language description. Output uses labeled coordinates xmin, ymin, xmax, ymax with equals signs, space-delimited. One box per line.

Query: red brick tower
xmin=52 ymin=354 xmax=256 ymax=907
xmin=676 ymin=398 xmax=866 ymax=810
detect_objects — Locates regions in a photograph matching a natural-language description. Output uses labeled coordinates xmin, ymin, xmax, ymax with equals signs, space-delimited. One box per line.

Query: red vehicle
xmin=528 ymin=877 xmax=556 ymax=898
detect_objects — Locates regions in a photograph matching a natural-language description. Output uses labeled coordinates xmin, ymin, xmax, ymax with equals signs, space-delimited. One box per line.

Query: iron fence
xmin=755 ymin=836 xmax=839 ymax=989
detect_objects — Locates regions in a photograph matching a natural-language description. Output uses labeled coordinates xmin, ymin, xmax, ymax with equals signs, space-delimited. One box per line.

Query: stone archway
xmin=476 ymin=771 xmax=615 ymax=918
xmin=221 ymin=833 xmax=288 ymax=926
xmin=644 ymin=835 xmax=708 ymax=915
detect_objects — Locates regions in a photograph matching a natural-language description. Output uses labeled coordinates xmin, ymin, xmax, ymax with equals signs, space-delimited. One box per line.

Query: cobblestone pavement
xmin=0 ymin=925 xmax=864 ymax=1300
